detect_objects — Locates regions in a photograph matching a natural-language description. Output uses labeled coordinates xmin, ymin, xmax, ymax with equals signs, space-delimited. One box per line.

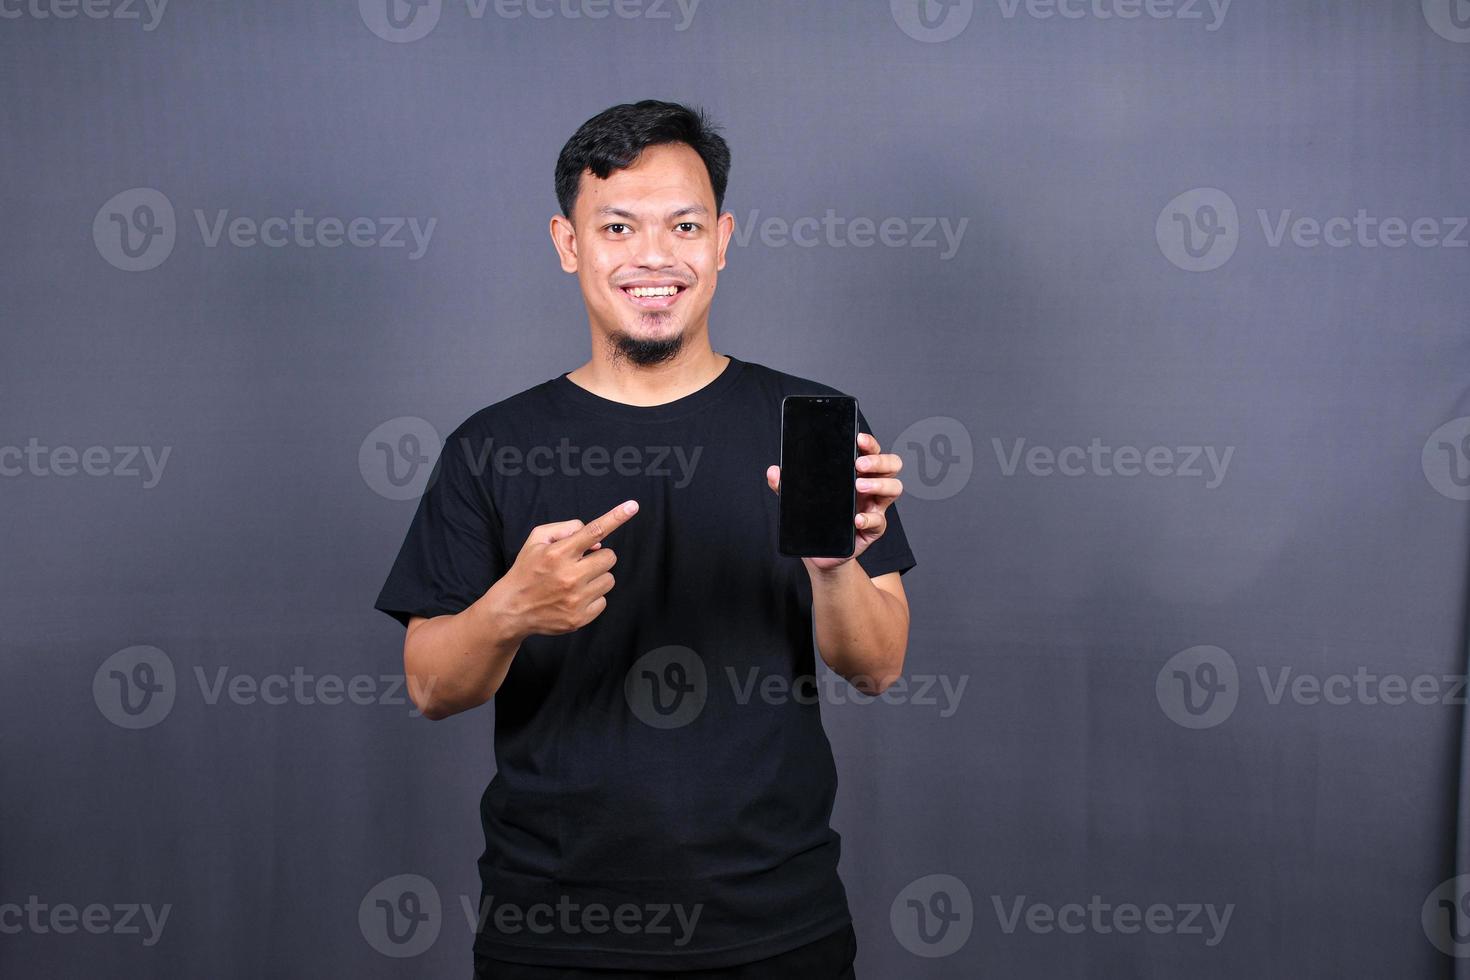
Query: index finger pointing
xmin=565 ymin=499 xmax=639 ymax=552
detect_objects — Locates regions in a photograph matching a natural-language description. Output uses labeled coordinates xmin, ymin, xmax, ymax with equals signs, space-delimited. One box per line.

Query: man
xmin=374 ymin=100 xmax=916 ymax=978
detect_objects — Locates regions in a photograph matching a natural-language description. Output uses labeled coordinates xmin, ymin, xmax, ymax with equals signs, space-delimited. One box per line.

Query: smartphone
xmin=778 ymin=395 xmax=858 ymax=558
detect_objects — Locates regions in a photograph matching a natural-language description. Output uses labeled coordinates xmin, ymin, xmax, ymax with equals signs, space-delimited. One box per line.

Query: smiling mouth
xmin=619 ymin=284 xmax=687 ymax=310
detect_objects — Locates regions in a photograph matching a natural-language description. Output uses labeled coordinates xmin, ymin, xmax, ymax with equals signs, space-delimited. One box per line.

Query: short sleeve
xmin=854 ymin=406 xmax=917 ymax=579
xmin=373 ymin=422 xmax=508 ymax=628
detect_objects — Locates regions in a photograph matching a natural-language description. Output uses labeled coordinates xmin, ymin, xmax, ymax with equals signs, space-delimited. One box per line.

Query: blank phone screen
xmin=779 ymin=396 xmax=857 ymax=557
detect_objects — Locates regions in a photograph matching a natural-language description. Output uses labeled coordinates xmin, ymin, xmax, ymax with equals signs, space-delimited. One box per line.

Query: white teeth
xmin=627 ymin=286 xmax=679 ymax=298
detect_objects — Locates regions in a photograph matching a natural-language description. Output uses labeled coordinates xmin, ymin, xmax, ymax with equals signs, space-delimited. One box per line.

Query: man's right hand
xmin=498 ymin=499 xmax=640 ymax=638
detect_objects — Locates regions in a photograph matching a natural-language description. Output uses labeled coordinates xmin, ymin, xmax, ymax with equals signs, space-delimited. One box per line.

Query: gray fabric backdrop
xmin=3 ymin=1 xmax=1469 ymax=977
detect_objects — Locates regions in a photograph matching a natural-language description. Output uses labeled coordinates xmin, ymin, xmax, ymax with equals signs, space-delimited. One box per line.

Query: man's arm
xmin=767 ymin=429 xmax=912 ymax=695
xmin=809 ymin=568 xmax=909 ymax=695
xmin=402 ymin=500 xmax=640 ymax=720
xmin=403 ymin=583 xmax=526 ymax=721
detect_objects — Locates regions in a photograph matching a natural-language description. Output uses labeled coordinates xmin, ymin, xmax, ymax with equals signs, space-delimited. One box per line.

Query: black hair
xmin=554 ymin=100 xmax=731 ymax=222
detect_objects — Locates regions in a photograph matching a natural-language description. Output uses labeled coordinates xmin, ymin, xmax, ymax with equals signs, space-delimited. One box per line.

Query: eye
xmin=605 ymin=223 xmax=631 ymax=235
xmin=675 ymin=222 xmax=699 ymax=233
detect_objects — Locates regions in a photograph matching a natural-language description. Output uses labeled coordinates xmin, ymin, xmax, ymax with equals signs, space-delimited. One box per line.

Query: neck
xmin=568 ymin=334 xmax=728 ymax=407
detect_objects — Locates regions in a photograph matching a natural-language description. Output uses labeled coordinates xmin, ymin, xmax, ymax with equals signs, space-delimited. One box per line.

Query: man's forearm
xmin=404 ymin=580 xmax=527 ymax=720
xmin=808 ymin=561 xmax=909 ymax=695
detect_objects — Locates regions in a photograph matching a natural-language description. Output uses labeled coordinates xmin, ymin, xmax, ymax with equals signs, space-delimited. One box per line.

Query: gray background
xmin=3 ymin=1 xmax=1469 ymax=976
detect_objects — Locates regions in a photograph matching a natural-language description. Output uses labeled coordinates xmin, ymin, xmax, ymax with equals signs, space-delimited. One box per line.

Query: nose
xmin=631 ymin=223 xmax=677 ymax=270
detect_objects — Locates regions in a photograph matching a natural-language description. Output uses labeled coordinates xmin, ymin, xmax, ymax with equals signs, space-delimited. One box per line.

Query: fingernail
xmin=856 ymin=479 xmax=872 ymax=490
xmin=622 ymin=500 xmax=638 ymax=515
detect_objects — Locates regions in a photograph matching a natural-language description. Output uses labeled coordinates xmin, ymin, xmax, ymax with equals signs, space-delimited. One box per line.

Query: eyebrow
xmin=595 ymin=204 xmax=709 ymax=221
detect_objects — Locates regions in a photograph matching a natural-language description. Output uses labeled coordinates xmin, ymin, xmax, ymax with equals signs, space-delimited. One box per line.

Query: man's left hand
xmin=766 ymin=431 xmax=905 ymax=572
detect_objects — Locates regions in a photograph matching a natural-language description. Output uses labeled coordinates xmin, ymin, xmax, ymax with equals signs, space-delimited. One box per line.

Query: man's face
xmin=551 ymin=142 xmax=733 ymax=365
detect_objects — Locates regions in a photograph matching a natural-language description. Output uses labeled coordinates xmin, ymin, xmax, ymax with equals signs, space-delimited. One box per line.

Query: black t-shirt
xmin=374 ymin=354 xmax=917 ymax=970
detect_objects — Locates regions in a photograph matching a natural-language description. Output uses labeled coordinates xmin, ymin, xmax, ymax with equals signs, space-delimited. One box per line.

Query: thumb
xmin=766 ymin=465 xmax=780 ymax=494
xmin=531 ymin=519 xmax=586 ymax=546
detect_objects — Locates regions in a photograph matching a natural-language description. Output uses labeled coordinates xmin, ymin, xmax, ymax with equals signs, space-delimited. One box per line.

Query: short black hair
xmin=555 ymin=100 xmax=731 ymax=222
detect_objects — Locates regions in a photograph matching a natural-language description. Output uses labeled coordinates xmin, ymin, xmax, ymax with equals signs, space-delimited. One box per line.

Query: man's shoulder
xmin=449 ymin=377 xmax=562 ymax=437
xmin=735 ymin=357 xmax=852 ymax=400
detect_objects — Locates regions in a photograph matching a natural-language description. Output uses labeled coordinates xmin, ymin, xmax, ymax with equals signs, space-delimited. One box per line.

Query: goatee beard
xmin=610 ymin=329 xmax=684 ymax=367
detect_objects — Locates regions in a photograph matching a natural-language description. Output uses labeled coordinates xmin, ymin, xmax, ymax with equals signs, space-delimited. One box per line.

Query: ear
xmin=550 ymin=213 xmax=578 ymax=274
xmin=715 ymin=210 xmax=735 ymax=272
